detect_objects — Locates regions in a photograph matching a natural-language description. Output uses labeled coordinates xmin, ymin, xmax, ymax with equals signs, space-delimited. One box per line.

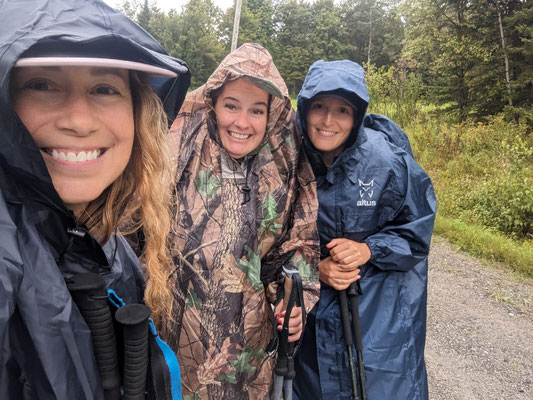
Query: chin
xmin=57 ymin=189 xmax=106 ymax=210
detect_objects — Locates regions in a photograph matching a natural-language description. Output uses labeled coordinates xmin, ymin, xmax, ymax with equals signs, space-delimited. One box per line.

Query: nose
xmin=323 ymin=110 xmax=334 ymax=127
xmin=233 ymin=110 xmax=251 ymax=130
xmin=55 ymin=91 xmax=98 ymax=136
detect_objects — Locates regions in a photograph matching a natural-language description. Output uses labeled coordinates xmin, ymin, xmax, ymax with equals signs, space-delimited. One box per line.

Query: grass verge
xmin=434 ymin=214 xmax=533 ymax=280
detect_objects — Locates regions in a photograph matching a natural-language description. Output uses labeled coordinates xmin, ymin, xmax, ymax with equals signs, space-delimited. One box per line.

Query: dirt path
xmin=426 ymin=236 xmax=533 ymax=400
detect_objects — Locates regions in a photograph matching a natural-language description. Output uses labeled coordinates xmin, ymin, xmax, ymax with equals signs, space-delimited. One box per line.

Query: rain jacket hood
xmin=293 ymin=60 xmax=436 ymax=400
xmin=297 ymin=60 xmax=369 ymax=154
xmin=0 ymin=0 xmax=190 ymax=218
xmin=0 ymin=1 xmax=190 ymax=398
xmin=166 ymin=43 xmax=319 ymax=399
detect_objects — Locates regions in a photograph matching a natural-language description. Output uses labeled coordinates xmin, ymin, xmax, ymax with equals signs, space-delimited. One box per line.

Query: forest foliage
xmin=118 ymin=0 xmax=532 ymax=256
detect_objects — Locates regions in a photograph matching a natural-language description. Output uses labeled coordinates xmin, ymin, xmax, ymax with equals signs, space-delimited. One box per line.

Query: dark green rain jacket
xmin=0 ymin=0 xmax=189 ymax=398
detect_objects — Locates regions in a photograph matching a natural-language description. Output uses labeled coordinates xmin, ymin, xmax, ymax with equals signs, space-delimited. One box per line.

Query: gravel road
xmin=426 ymin=236 xmax=533 ymax=400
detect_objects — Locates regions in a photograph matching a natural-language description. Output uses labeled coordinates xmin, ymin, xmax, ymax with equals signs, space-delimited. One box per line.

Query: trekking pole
xmin=272 ymin=267 xmax=303 ymax=400
xmin=66 ymin=273 xmax=121 ymax=400
xmin=339 ymin=289 xmax=361 ymax=400
xmin=347 ymin=281 xmax=367 ymax=400
xmin=115 ymin=303 xmax=152 ymax=400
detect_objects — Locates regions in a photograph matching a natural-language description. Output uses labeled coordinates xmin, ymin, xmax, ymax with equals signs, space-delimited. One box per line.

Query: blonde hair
xmin=81 ymin=72 xmax=173 ymax=323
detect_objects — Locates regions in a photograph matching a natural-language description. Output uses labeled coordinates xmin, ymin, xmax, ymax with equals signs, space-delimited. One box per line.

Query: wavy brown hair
xmin=81 ymin=72 xmax=173 ymax=323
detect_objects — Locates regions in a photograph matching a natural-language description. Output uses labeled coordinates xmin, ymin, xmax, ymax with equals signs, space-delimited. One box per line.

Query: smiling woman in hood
xmin=292 ymin=60 xmax=436 ymax=400
xmin=0 ymin=0 xmax=190 ymax=398
xmin=165 ymin=43 xmax=319 ymax=399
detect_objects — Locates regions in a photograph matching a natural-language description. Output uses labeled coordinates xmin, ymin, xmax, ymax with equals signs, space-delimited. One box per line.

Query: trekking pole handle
xmin=66 ymin=273 xmax=121 ymax=400
xmin=115 ymin=303 xmax=152 ymax=400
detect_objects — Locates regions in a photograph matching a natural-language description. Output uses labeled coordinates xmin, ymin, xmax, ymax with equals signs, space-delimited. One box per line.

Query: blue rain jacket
xmin=0 ymin=1 xmax=190 ymax=399
xmin=292 ymin=60 xmax=436 ymax=400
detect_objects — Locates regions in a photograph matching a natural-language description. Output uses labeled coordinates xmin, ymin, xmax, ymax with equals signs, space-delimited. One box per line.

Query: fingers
xmin=276 ymin=306 xmax=303 ymax=342
xmin=319 ymin=256 xmax=361 ymax=290
xmin=327 ymin=272 xmax=361 ymax=291
xmin=320 ymin=268 xmax=360 ymax=290
xmin=328 ymin=239 xmax=371 ymax=267
xmin=326 ymin=237 xmax=348 ymax=249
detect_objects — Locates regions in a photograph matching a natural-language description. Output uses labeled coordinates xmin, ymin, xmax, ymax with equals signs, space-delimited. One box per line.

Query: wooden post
xmin=231 ymin=0 xmax=242 ymax=52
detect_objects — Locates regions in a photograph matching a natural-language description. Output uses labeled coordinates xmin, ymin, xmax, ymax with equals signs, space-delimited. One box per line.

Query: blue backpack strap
xmin=107 ymin=288 xmax=126 ymax=309
xmin=107 ymin=289 xmax=182 ymax=399
xmin=147 ymin=319 xmax=182 ymax=400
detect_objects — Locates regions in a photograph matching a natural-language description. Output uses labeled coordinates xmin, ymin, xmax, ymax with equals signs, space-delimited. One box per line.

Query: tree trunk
xmin=367 ymin=6 xmax=373 ymax=67
xmin=495 ymin=0 xmax=513 ymax=107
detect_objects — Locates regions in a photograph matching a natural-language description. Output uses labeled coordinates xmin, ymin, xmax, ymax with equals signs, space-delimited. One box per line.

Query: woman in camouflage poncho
xmin=165 ymin=43 xmax=319 ymax=399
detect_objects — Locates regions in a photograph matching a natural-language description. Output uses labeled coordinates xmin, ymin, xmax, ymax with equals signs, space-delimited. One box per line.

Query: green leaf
xmin=185 ymin=289 xmax=202 ymax=310
xmin=291 ymin=254 xmax=318 ymax=281
xmin=260 ymin=194 xmax=282 ymax=236
xmin=195 ymin=168 xmax=220 ymax=200
xmin=215 ymin=369 xmax=237 ymax=384
xmin=229 ymin=347 xmax=257 ymax=374
xmin=237 ymin=245 xmax=262 ymax=291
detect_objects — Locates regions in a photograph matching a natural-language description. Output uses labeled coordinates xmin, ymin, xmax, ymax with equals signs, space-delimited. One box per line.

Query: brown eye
xmin=26 ymin=80 xmax=51 ymax=91
xmin=251 ymin=108 xmax=265 ymax=115
xmin=339 ymin=107 xmax=351 ymax=114
xmin=93 ymin=86 xmax=120 ymax=96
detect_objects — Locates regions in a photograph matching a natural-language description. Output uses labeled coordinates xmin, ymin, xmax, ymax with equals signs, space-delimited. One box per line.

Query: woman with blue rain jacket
xmin=0 ymin=0 xmax=190 ymax=398
xmin=292 ymin=60 xmax=437 ymax=400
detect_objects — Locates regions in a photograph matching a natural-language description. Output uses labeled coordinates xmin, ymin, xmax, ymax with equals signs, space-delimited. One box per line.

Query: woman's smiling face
xmin=306 ymin=95 xmax=355 ymax=166
xmin=214 ymin=78 xmax=269 ymax=159
xmin=11 ymin=65 xmax=134 ymax=214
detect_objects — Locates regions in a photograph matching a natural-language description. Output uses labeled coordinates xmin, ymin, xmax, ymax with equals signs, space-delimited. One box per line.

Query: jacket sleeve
xmin=364 ymin=157 xmax=437 ymax=272
xmin=261 ymin=135 xmax=320 ymax=302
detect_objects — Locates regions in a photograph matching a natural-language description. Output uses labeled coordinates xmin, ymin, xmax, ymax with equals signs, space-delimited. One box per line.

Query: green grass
xmin=292 ymin=93 xmax=532 ymax=280
xmin=434 ymin=214 xmax=533 ymax=280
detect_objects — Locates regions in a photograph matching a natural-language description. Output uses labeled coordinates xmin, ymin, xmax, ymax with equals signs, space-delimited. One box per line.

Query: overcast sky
xmin=103 ymin=0 xmax=232 ymax=13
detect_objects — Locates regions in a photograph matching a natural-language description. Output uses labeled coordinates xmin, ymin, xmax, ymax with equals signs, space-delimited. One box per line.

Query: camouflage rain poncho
xmin=165 ymin=43 xmax=319 ymax=399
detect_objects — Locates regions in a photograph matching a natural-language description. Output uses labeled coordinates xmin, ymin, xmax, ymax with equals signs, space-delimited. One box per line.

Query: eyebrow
xmin=89 ymin=68 xmax=129 ymax=82
xmin=19 ymin=66 xmax=128 ymax=83
xmin=223 ymin=96 xmax=268 ymax=107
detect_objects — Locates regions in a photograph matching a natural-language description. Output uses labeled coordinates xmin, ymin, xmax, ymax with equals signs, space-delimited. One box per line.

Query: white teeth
xmin=49 ymin=149 xmax=101 ymax=162
xmin=229 ymin=131 xmax=250 ymax=139
xmin=318 ymin=129 xmax=336 ymax=136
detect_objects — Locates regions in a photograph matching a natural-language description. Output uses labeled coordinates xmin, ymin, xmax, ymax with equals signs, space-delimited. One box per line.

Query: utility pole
xmin=231 ymin=0 xmax=242 ymax=52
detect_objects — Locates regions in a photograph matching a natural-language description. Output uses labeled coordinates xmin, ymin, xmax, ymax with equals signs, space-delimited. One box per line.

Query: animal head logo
xmin=358 ymin=179 xmax=374 ymax=198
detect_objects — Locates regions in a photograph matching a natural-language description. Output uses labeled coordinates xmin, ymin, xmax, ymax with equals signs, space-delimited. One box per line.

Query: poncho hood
xmin=0 ymin=0 xmax=190 ymax=216
xmin=180 ymin=43 xmax=290 ymax=157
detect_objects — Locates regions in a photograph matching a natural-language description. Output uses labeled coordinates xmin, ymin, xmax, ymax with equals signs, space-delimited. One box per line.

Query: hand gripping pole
xmin=272 ymin=266 xmax=304 ymax=400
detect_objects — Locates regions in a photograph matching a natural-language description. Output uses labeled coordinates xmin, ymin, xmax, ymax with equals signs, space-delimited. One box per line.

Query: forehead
xmin=12 ymin=65 xmax=130 ymax=81
xmin=311 ymin=95 xmax=352 ymax=108
xmin=219 ymin=78 xmax=269 ymax=103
